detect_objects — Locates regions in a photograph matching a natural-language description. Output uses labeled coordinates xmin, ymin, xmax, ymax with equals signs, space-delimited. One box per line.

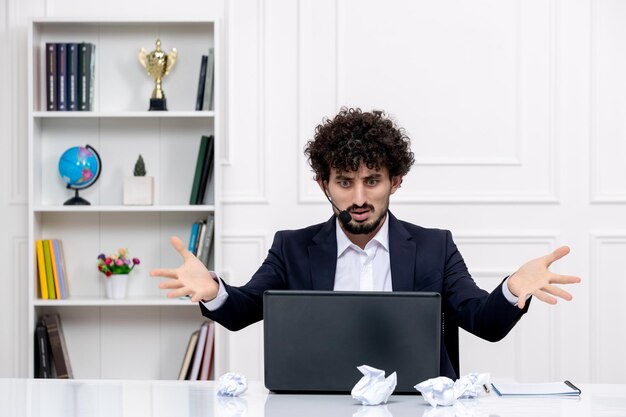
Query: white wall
xmin=2 ymin=0 xmax=625 ymax=383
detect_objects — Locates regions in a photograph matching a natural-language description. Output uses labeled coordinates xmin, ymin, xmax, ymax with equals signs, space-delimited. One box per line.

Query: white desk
xmin=1 ymin=379 xmax=624 ymax=417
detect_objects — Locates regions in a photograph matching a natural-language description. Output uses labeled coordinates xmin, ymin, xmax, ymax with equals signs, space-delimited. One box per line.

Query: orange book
xmin=35 ymin=240 xmax=49 ymax=299
xmin=48 ymin=240 xmax=61 ymax=299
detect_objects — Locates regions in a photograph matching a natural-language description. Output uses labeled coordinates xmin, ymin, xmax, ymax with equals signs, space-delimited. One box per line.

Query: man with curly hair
xmin=152 ymin=107 xmax=580 ymax=379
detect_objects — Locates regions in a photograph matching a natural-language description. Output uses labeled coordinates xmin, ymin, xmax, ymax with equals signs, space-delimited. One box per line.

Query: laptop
xmin=263 ymin=290 xmax=441 ymax=393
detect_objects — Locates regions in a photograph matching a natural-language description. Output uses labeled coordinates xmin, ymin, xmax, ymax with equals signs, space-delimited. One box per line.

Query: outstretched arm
xmin=150 ymin=236 xmax=218 ymax=302
xmin=507 ymin=246 xmax=581 ymax=309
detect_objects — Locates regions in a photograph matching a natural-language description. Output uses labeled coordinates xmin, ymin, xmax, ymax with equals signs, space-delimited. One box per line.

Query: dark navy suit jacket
xmin=200 ymin=212 xmax=529 ymax=378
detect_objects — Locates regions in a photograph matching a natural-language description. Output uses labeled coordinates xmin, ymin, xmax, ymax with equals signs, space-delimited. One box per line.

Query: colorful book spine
xmin=48 ymin=240 xmax=61 ymax=300
xmin=45 ymin=43 xmax=56 ymax=111
xmin=52 ymin=239 xmax=67 ymax=299
xmin=188 ymin=222 xmax=200 ymax=253
xmin=35 ymin=240 xmax=48 ymax=299
xmin=42 ymin=240 xmax=56 ymax=299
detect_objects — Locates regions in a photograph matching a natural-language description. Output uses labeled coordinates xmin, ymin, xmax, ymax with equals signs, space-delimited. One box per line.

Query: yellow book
xmin=35 ymin=240 xmax=49 ymax=299
xmin=48 ymin=240 xmax=61 ymax=299
xmin=42 ymin=239 xmax=56 ymax=299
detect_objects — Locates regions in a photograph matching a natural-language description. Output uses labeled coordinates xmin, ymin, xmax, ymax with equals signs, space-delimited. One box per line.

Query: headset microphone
xmin=323 ymin=188 xmax=352 ymax=225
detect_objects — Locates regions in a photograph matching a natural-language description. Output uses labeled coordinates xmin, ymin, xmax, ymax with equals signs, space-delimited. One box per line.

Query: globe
xmin=58 ymin=145 xmax=102 ymax=205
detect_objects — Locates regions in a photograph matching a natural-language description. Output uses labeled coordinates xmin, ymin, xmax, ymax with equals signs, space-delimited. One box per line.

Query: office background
xmin=1 ymin=0 xmax=624 ymax=384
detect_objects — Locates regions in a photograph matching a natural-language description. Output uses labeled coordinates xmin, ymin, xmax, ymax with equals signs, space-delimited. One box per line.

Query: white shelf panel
xmin=33 ymin=111 xmax=214 ymax=119
xmin=34 ymin=297 xmax=198 ymax=307
xmin=33 ymin=205 xmax=215 ymax=213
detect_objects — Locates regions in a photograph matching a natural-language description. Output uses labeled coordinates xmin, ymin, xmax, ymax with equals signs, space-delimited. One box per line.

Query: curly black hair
xmin=304 ymin=107 xmax=415 ymax=181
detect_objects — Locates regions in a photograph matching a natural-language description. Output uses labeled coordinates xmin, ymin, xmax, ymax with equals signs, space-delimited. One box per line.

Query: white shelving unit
xmin=27 ymin=18 xmax=223 ymax=379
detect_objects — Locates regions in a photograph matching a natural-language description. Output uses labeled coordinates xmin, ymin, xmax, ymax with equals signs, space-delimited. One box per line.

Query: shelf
xmin=33 ymin=205 xmax=215 ymax=213
xmin=34 ymin=297 xmax=198 ymax=307
xmin=33 ymin=111 xmax=214 ymax=119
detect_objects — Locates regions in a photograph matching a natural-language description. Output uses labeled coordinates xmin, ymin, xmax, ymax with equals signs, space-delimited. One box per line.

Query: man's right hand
xmin=150 ymin=235 xmax=219 ymax=302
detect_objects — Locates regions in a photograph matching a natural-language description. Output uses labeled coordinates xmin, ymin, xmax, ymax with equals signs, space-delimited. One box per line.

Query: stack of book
xmin=195 ymin=48 xmax=215 ymax=111
xmin=189 ymin=135 xmax=215 ymax=205
xmin=188 ymin=215 xmax=215 ymax=268
xmin=45 ymin=42 xmax=95 ymax=111
xmin=35 ymin=314 xmax=73 ymax=379
xmin=35 ymin=239 xmax=69 ymax=299
xmin=178 ymin=321 xmax=215 ymax=380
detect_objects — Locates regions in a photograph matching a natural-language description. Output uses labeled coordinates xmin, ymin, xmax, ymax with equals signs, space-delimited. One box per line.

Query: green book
xmin=42 ymin=239 xmax=56 ymax=299
xmin=190 ymin=136 xmax=209 ymax=205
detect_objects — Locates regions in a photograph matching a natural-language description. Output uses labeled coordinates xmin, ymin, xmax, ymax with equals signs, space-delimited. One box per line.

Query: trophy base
xmin=149 ymin=98 xmax=168 ymax=111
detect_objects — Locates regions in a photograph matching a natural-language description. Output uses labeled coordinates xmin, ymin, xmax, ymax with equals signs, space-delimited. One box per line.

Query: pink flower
xmin=104 ymin=257 xmax=113 ymax=265
xmin=115 ymin=259 xmax=124 ymax=266
xmin=132 ymin=258 xmax=140 ymax=265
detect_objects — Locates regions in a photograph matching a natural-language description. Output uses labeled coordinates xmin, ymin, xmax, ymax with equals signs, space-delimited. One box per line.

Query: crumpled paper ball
xmin=415 ymin=373 xmax=490 ymax=407
xmin=351 ymin=365 xmax=397 ymax=406
xmin=217 ymin=372 xmax=248 ymax=397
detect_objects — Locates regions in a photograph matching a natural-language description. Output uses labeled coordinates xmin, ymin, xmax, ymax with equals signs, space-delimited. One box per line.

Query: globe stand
xmin=64 ymin=188 xmax=91 ymax=206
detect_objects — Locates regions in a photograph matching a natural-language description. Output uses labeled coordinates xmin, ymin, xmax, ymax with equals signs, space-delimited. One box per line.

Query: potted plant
xmin=123 ymin=154 xmax=154 ymax=205
xmin=97 ymin=248 xmax=141 ymax=299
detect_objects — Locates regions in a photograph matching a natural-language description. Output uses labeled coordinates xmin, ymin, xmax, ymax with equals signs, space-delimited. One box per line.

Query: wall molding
xmin=297 ymin=0 xmax=559 ymax=204
xmin=589 ymin=233 xmax=626 ymax=382
xmin=222 ymin=0 xmax=268 ymax=204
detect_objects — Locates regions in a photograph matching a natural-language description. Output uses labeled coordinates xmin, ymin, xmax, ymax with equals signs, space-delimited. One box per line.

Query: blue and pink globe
xmin=58 ymin=145 xmax=101 ymax=189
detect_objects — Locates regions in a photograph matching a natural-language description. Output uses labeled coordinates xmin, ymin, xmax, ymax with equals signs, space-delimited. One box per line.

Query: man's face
xmin=322 ymin=164 xmax=402 ymax=236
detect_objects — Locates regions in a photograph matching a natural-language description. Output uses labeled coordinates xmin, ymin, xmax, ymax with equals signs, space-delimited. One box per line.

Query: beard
xmin=341 ymin=202 xmax=389 ymax=235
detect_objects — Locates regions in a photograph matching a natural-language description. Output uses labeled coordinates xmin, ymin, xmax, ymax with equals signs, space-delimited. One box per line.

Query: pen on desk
xmin=483 ymin=383 xmax=491 ymax=394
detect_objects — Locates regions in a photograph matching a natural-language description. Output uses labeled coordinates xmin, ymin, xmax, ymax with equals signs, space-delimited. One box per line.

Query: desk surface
xmin=1 ymin=379 xmax=625 ymax=417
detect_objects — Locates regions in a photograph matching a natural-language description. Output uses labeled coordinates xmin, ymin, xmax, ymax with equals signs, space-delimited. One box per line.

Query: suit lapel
xmin=388 ymin=212 xmax=416 ymax=291
xmin=308 ymin=216 xmax=338 ymax=290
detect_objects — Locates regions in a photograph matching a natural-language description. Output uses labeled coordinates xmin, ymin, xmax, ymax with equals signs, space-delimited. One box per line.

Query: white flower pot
xmin=105 ymin=274 xmax=129 ymax=299
xmin=123 ymin=176 xmax=154 ymax=205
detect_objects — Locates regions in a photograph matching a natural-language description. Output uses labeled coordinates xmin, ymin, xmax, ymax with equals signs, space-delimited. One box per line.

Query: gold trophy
xmin=139 ymin=39 xmax=177 ymax=111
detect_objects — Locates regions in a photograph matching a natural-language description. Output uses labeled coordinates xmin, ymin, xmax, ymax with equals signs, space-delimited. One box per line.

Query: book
xmin=56 ymin=239 xmax=70 ymax=298
xmin=202 ymin=48 xmax=214 ymax=111
xmin=35 ymin=321 xmax=52 ymax=378
xmin=52 ymin=239 xmax=67 ymax=299
xmin=35 ymin=240 xmax=48 ymax=299
xmin=195 ymin=55 xmax=208 ymax=110
xmin=491 ymin=381 xmax=581 ymax=397
xmin=45 ymin=43 xmax=56 ymax=111
xmin=42 ymin=314 xmax=73 ymax=378
xmin=178 ymin=330 xmax=199 ymax=380
xmin=48 ymin=240 xmax=61 ymax=299
xmin=42 ymin=239 xmax=56 ymax=299
xmin=195 ymin=221 xmax=207 ymax=259
xmin=189 ymin=135 xmax=210 ymax=205
xmin=198 ymin=215 xmax=214 ymax=267
xmin=196 ymin=135 xmax=214 ymax=205
xmin=198 ymin=321 xmax=215 ymax=380
xmin=66 ymin=43 xmax=79 ymax=111
xmin=188 ymin=321 xmax=209 ymax=380
xmin=56 ymin=43 xmax=67 ymax=111
xmin=188 ymin=222 xmax=200 ymax=253
xmin=78 ymin=42 xmax=95 ymax=111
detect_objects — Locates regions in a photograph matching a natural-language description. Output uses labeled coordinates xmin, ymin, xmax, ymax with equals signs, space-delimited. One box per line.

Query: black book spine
xmin=45 ymin=43 xmax=56 ymax=111
xmin=196 ymin=135 xmax=214 ymax=204
xmin=195 ymin=55 xmax=208 ymax=111
xmin=35 ymin=322 xmax=51 ymax=378
xmin=56 ymin=43 xmax=67 ymax=111
xmin=66 ymin=43 xmax=79 ymax=111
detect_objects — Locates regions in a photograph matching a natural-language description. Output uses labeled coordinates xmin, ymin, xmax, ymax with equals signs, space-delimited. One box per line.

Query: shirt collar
xmin=336 ymin=213 xmax=390 ymax=257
